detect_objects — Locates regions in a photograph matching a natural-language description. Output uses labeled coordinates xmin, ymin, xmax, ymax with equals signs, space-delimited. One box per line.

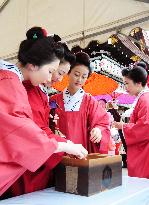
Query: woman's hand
xmin=90 ymin=127 xmax=102 ymax=143
xmin=55 ymin=142 xmax=88 ymax=159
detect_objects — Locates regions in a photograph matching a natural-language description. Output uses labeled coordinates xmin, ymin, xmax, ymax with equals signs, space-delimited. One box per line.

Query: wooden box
xmin=55 ymin=154 xmax=122 ymax=196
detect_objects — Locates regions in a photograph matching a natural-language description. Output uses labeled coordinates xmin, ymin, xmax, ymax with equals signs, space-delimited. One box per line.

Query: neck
xmin=16 ymin=62 xmax=29 ymax=80
xmin=136 ymin=87 xmax=145 ymax=96
xmin=67 ymin=85 xmax=79 ymax=96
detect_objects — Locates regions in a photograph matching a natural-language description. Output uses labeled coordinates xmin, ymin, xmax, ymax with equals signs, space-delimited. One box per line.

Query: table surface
xmin=0 ymin=171 xmax=149 ymax=205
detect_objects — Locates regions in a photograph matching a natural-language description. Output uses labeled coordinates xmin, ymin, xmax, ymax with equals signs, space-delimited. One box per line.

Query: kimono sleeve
xmin=0 ymin=77 xmax=58 ymax=172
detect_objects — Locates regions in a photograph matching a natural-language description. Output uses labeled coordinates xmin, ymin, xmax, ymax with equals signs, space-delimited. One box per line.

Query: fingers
xmin=76 ymin=144 xmax=88 ymax=159
xmin=77 ymin=152 xmax=85 ymax=159
xmin=80 ymin=145 xmax=88 ymax=156
xmin=90 ymin=131 xmax=98 ymax=140
xmin=90 ymin=128 xmax=102 ymax=143
xmin=90 ymin=137 xmax=101 ymax=143
xmin=67 ymin=140 xmax=74 ymax=144
xmin=93 ymin=137 xmax=101 ymax=143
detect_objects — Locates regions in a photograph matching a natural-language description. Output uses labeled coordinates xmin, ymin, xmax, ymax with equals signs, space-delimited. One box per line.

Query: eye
xmin=75 ymin=73 xmax=79 ymax=77
xmin=49 ymin=71 xmax=52 ymax=74
xmin=58 ymin=72 xmax=63 ymax=76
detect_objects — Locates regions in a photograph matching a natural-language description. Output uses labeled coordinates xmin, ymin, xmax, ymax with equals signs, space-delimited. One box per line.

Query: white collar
xmin=63 ymin=88 xmax=85 ymax=111
xmin=0 ymin=59 xmax=24 ymax=81
xmin=39 ymin=84 xmax=50 ymax=102
xmin=39 ymin=84 xmax=49 ymax=95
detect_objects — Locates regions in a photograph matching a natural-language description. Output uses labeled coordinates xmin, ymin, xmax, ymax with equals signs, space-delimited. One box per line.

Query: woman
xmin=50 ymin=52 xmax=111 ymax=154
xmin=0 ymin=27 xmax=87 ymax=198
xmin=113 ymin=64 xmax=149 ymax=178
xmin=20 ymin=31 xmax=76 ymax=195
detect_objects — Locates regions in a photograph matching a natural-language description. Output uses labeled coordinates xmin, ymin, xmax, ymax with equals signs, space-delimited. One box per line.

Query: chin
xmin=129 ymin=92 xmax=134 ymax=96
xmin=32 ymin=82 xmax=38 ymax=86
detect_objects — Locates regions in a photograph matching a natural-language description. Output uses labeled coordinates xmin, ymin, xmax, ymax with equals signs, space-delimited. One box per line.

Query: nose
xmin=57 ymin=75 xmax=63 ymax=82
xmin=77 ymin=76 xmax=82 ymax=83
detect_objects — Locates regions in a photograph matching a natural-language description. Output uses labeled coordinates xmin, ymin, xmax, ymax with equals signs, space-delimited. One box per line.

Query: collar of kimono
xmin=39 ymin=84 xmax=50 ymax=102
xmin=63 ymin=88 xmax=85 ymax=111
xmin=132 ymin=87 xmax=149 ymax=109
xmin=39 ymin=84 xmax=49 ymax=95
xmin=0 ymin=59 xmax=24 ymax=81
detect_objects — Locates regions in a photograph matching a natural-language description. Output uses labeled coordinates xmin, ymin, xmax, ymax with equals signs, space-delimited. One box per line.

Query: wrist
xmin=54 ymin=142 xmax=67 ymax=153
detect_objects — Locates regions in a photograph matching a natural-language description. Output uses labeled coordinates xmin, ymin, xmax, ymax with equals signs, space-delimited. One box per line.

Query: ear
xmin=26 ymin=63 xmax=38 ymax=71
xmin=137 ymin=82 xmax=142 ymax=86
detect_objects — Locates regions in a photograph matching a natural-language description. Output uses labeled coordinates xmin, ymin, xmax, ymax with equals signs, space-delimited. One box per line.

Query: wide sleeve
xmin=24 ymin=84 xmax=67 ymax=143
xmin=87 ymin=96 xmax=111 ymax=153
xmin=123 ymin=96 xmax=149 ymax=146
xmin=0 ymin=76 xmax=58 ymax=172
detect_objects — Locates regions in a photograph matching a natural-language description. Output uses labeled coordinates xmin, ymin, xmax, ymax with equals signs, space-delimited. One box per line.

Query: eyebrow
xmin=74 ymin=71 xmax=80 ymax=74
xmin=59 ymin=70 xmax=65 ymax=74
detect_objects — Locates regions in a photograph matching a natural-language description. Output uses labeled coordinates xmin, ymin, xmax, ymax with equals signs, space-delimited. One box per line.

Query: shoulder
xmin=134 ymin=92 xmax=149 ymax=113
xmin=83 ymin=93 xmax=97 ymax=103
xmin=138 ymin=92 xmax=149 ymax=105
xmin=0 ymin=70 xmax=20 ymax=81
xmin=0 ymin=70 xmax=25 ymax=93
xmin=0 ymin=70 xmax=31 ymax=113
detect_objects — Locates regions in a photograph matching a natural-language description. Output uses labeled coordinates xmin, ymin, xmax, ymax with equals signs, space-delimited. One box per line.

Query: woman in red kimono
xmin=50 ymin=52 xmax=111 ymax=154
xmin=113 ymin=63 xmax=149 ymax=178
xmin=20 ymin=41 xmax=76 ymax=195
xmin=0 ymin=27 xmax=87 ymax=199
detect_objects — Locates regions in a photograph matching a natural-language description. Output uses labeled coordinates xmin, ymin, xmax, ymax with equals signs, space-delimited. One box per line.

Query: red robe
xmin=0 ymin=71 xmax=58 ymax=196
xmin=123 ymin=92 xmax=149 ymax=178
xmin=50 ymin=93 xmax=111 ymax=154
xmin=9 ymin=81 xmax=67 ymax=196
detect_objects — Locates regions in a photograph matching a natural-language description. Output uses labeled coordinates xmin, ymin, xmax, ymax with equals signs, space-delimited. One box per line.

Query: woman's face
xmin=51 ymin=61 xmax=70 ymax=84
xmin=27 ymin=59 xmax=60 ymax=86
xmin=123 ymin=76 xmax=140 ymax=96
xmin=68 ymin=65 xmax=89 ymax=90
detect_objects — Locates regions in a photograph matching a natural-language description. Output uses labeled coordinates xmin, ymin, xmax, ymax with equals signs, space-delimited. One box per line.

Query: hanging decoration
xmin=91 ymin=54 xmax=124 ymax=83
xmin=130 ymin=55 xmax=141 ymax=62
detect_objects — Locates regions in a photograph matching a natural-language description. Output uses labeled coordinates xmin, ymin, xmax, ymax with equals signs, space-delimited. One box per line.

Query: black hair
xmin=60 ymin=43 xmax=76 ymax=66
xmin=136 ymin=61 xmax=147 ymax=69
xmin=18 ymin=27 xmax=64 ymax=66
xmin=122 ymin=64 xmax=148 ymax=86
xmin=68 ymin=52 xmax=91 ymax=76
xmin=98 ymin=99 xmax=107 ymax=104
xmin=52 ymin=34 xmax=62 ymax=42
xmin=50 ymin=34 xmax=76 ymax=66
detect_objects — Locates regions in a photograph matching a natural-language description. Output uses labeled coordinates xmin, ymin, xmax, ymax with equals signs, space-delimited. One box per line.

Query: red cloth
xmin=0 ymin=71 xmax=58 ymax=196
xmin=23 ymin=81 xmax=67 ymax=143
xmin=12 ymin=81 xmax=66 ymax=195
xmin=50 ymin=93 xmax=111 ymax=154
xmin=123 ymin=92 xmax=149 ymax=178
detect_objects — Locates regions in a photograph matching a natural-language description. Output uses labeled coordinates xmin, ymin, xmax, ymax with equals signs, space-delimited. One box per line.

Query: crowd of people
xmin=0 ymin=26 xmax=149 ymax=199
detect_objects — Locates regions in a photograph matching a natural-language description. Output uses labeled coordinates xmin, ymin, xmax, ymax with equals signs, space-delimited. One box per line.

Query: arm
xmin=88 ymin=96 xmax=111 ymax=153
xmin=0 ymin=77 xmax=58 ymax=172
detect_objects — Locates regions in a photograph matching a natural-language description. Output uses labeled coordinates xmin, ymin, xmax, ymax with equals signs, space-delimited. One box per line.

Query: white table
xmin=0 ymin=176 xmax=149 ymax=205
